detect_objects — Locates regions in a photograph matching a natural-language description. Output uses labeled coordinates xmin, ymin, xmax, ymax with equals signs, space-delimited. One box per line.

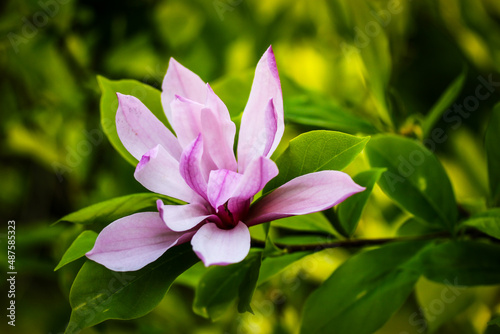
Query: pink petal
xmin=134 ymin=145 xmax=200 ymax=203
xmin=162 ymin=58 xmax=207 ymax=124
xmin=191 ymin=221 xmax=251 ymax=267
xmin=232 ymin=156 xmax=279 ymax=201
xmin=169 ymin=95 xmax=204 ymax=148
xmin=157 ymin=200 xmax=211 ymax=232
xmin=237 ymin=46 xmax=284 ymax=172
xmin=245 ymin=171 xmax=365 ymax=226
xmin=201 ymin=87 xmax=237 ymax=171
xmin=179 ymin=134 xmax=210 ymax=200
xmin=86 ymin=212 xmax=192 ymax=271
xmin=116 ymin=93 xmax=182 ymax=161
xmin=207 ymin=169 xmax=243 ymax=209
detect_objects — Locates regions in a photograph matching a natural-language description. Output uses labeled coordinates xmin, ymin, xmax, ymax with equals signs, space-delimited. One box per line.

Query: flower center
xmin=210 ymin=200 xmax=251 ymax=230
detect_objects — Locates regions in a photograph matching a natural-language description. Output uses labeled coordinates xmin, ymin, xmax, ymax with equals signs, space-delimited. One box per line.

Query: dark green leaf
xmin=265 ymin=131 xmax=369 ymax=192
xmin=274 ymin=235 xmax=334 ymax=246
xmin=66 ymin=244 xmax=198 ymax=333
xmin=420 ymin=241 xmax=500 ymax=286
xmin=422 ymin=69 xmax=467 ymax=138
xmin=463 ymin=208 xmax=500 ymax=239
xmin=97 ymin=75 xmax=170 ymax=166
xmin=486 ymin=104 xmax=500 ymax=206
xmin=55 ymin=230 xmax=97 ymax=271
xmin=337 ymin=168 xmax=385 ymax=236
xmin=488 ymin=316 xmax=500 ymax=327
xmin=55 ymin=193 xmax=181 ymax=231
xmin=300 ymin=241 xmax=429 ymax=334
xmin=193 ymin=251 xmax=262 ymax=320
xmin=271 ymin=212 xmax=337 ymax=236
xmin=365 ymin=135 xmax=457 ymax=230
xmin=284 ymin=95 xmax=379 ymax=134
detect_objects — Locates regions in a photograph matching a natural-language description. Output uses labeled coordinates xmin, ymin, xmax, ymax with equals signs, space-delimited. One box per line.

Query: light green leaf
xmin=365 ymin=135 xmax=457 ymax=230
xmin=257 ymin=251 xmax=311 ymax=285
xmin=264 ymin=131 xmax=369 ymax=192
xmin=337 ymin=168 xmax=385 ymax=236
xmin=55 ymin=230 xmax=98 ymax=271
xmin=193 ymin=251 xmax=262 ymax=320
xmin=300 ymin=241 xmax=429 ymax=334
xmin=66 ymin=244 xmax=198 ymax=334
xmin=422 ymin=69 xmax=467 ymax=138
xmin=420 ymin=241 xmax=500 ymax=286
xmin=463 ymin=208 xmax=500 ymax=239
xmin=271 ymin=212 xmax=337 ymax=236
xmin=97 ymin=75 xmax=170 ymax=166
xmin=55 ymin=193 xmax=181 ymax=231
xmin=486 ymin=104 xmax=500 ymax=206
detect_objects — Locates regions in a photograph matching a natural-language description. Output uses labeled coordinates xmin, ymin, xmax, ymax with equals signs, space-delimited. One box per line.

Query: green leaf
xmin=55 ymin=230 xmax=98 ymax=271
xmin=193 ymin=251 xmax=262 ymax=320
xmin=97 ymin=75 xmax=170 ymax=166
xmin=211 ymin=70 xmax=253 ymax=119
xmin=274 ymin=235 xmax=334 ymax=246
xmin=271 ymin=212 xmax=337 ymax=236
xmin=55 ymin=193 xmax=181 ymax=231
xmin=300 ymin=241 xmax=429 ymax=334
xmin=486 ymin=104 xmax=500 ymax=206
xmin=463 ymin=208 xmax=500 ymax=239
xmin=257 ymin=251 xmax=311 ymax=285
xmin=420 ymin=241 xmax=500 ymax=286
xmin=284 ymin=95 xmax=379 ymax=134
xmin=264 ymin=131 xmax=370 ymax=192
xmin=422 ymin=69 xmax=467 ymax=138
xmin=337 ymin=168 xmax=385 ymax=236
xmin=66 ymin=244 xmax=198 ymax=333
xmin=415 ymin=277 xmax=476 ymax=333
xmin=365 ymin=135 xmax=457 ymax=230
xmin=488 ymin=316 xmax=500 ymax=327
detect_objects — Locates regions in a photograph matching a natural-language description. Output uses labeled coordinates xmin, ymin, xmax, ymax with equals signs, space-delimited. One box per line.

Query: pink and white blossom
xmin=86 ymin=46 xmax=364 ymax=270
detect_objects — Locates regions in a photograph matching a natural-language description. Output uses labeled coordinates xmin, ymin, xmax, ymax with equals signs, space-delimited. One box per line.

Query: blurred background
xmin=1 ymin=0 xmax=500 ymax=333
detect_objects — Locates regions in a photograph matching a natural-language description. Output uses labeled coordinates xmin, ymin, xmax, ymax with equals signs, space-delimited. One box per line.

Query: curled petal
xmin=162 ymin=58 xmax=207 ymax=124
xmin=116 ymin=93 xmax=182 ymax=161
xmin=157 ymin=200 xmax=211 ymax=232
xmin=134 ymin=145 xmax=200 ymax=203
xmin=191 ymin=222 xmax=251 ymax=267
xmin=246 ymin=171 xmax=365 ymax=226
xmin=237 ymin=46 xmax=283 ymax=172
xmin=86 ymin=212 xmax=192 ymax=271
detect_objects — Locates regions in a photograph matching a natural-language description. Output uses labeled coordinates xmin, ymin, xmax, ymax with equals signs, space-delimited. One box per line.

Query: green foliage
xmin=264 ymin=131 xmax=369 ymax=192
xmin=55 ymin=230 xmax=97 ymax=271
xmin=300 ymin=241 xmax=429 ymax=334
xmin=419 ymin=241 xmax=500 ymax=286
xmin=67 ymin=244 xmax=198 ymax=333
xmin=463 ymin=209 xmax=500 ymax=239
xmin=486 ymin=104 xmax=500 ymax=206
xmin=336 ymin=168 xmax=385 ymax=236
xmin=366 ymin=135 xmax=458 ymax=231
xmin=271 ymin=212 xmax=337 ymax=236
xmin=193 ymin=251 xmax=262 ymax=320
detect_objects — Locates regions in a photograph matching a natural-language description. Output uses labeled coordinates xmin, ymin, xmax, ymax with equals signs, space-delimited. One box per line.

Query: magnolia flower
xmin=86 ymin=46 xmax=364 ymax=270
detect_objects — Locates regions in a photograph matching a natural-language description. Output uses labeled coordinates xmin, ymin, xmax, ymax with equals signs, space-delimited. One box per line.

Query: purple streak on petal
xmin=180 ymin=134 xmax=209 ymax=200
xmin=207 ymin=169 xmax=243 ymax=209
xmin=161 ymin=58 xmax=207 ymax=124
xmin=116 ymin=93 xmax=182 ymax=161
xmin=157 ymin=200 xmax=211 ymax=232
xmin=134 ymin=145 xmax=200 ymax=203
xmin=237 ymin=46 xmax=284 ymax=172
xmin=191 ymin=221 xmax=251 ymax=267
xmin=245 ymin=171 xmax=365 ymax=226
xmin=86 ymin=212 xmax=193 ymax=271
